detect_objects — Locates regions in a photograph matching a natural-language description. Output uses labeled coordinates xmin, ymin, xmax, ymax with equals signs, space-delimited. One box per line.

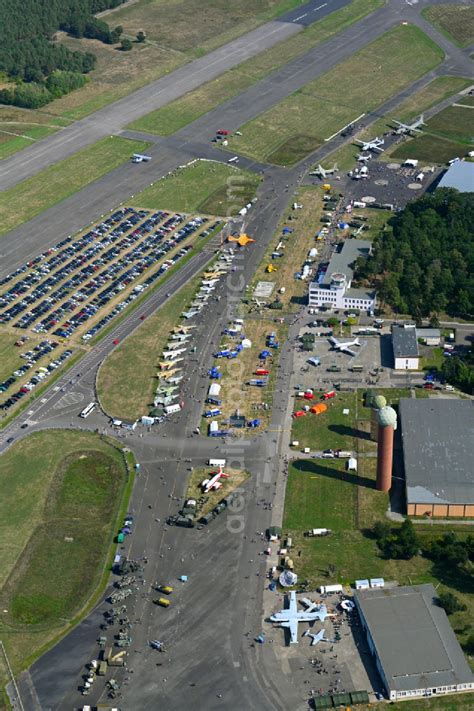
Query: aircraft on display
xmin=303 ymin=629 xmax=326 ymax=646
xmin=392 ymin=114 xmax=425 ymax=135
xmin=201 ymin=466 xmax=230 ymax=493
xmin=159 ymin=358 xmax=184 ymax=370
xmin=156 ymin=385 xmax=179 ymax=397
xmin=270 ymin=591 xmax=329 ymax=644
xmin=162 ymin=348 xmax=186 ymax=360
xmin=159 ymin=367 xmax=182 ymax=380
xmin=172 ymin=326 xmax=195 ymax=334
xmin=354 ymin=137 xmax=384 ymax=153
xmin=356 ymin=153 xmax=371 ymax=163
xmin=328 ymin=336 xmax=361 ymax=356
xmin=309 ymin=163 xmax=338 ymax=179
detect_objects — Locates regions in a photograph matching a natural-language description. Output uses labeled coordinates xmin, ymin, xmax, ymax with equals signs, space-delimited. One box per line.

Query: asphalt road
xmin=7 ymin=164 xmax=310 ymax=710
xmin=2 ymin=2 xmax=473 ymax=708
xmin=0 ymin=0 xmax=357 ymax=192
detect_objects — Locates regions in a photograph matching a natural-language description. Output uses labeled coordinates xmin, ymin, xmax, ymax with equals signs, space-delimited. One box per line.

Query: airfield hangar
xmin=355 ymin=584 xmax=474 ymax=701
xmin=399 ymin=398 xmax=474 ymax=518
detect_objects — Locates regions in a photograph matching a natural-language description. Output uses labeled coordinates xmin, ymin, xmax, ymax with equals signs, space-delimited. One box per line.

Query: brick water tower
xmin=376 ymin=405 xmax=397 ymax=492
xmin=370 ymin=394 xmax=387 ymax=440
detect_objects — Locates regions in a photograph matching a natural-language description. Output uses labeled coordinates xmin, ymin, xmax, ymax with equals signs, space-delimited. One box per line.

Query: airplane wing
xmin=328 ymin=336 xmax=337 ymax=346
xmin=289 ymin=590 xmax=297 ymax=614
xmin=340 ymin=347 xmax=356 ymax=356
xmin=301 ymin=597 xmax=317 ymax=612
xmin=311 ymin=630 xmax=325 ymax=646
xmin=281 ymin=618 xmax=298 ymax=643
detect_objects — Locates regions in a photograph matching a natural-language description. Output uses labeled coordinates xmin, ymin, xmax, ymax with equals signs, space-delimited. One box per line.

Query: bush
xmin=120 ymin=38 xmax=133 ymax=52
xmin=437 ymin=591 xmax=466 ymax=615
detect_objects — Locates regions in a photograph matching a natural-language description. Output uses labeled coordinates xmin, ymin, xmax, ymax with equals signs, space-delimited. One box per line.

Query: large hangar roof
xmin=399 ymin=398 xmax=474 ymax=504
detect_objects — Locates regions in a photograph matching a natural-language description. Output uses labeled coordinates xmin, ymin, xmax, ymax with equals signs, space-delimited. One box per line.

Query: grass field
xmin=324 ymin=75 xmax=472 ymax=170
xmin=133 ymin=160 xmax=261 ymax=216
xmin=226 ymin=24 xmax=444 ymax=164
xmin=186 ymin=467 xmax=250 ymax=517
xmin=97 ymin=247 xmax=219 ymax=420
xmin=0 ymin=136 xmax=148 ymax=237
xmin=249 ymin=186 xmax=323 ymax=310
xmin=391 ymin=133 xmax=471 ymax=164
xmin=282 ymin=459 xmax=474 ymax=650
xmin=291 ymin=391 xmax=358 ymax=451
xmin=425 ymin=104 xmax=474 ymax=143
xmin=422 ymin=4 xmax=474 ymax=47
xmin=0 ymin=430 xmax=128 ymax=673
xmin=359 ymin=695 xmax=474 ymax=711
xmin=39 ymin=0 xmax=305 ymax=121
xmin=0 ymin=106 xmax=71 ymax=159
xmin=128 ymin=0 xmax=384 ymax=136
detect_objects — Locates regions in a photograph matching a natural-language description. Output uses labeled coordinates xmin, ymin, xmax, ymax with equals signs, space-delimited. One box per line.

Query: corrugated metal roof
xmin=400 ymin=398 xmax=474 ymax=504
xmin=355 ymin=584 xmax=474 ymax=693
xmin=438 ymin=161 xmax=474 ymax=193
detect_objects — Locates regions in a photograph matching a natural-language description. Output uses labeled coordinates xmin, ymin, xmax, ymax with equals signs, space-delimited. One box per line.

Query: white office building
xmin=308 ymin=239 xmax=376 ymax=312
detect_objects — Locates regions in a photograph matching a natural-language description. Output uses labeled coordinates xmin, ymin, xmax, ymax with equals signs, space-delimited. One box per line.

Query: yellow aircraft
xmin=228 ymin=233 xmax=255 ymax=247
xmin=266 ymin=264 xmax=277 ymax=273
xmin=160 ymin=368 xmax=182 ymax=381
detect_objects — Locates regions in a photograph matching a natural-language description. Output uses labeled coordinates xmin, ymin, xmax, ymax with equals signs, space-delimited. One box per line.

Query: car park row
xmin=0 ymin=207 xmax=221 ymax=341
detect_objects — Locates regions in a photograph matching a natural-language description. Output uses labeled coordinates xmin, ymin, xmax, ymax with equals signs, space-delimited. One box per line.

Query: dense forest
xmin=355 ymin=189 xmax=474 ymax=320
xmin=0 ymin=0 xmax=128 ymax=108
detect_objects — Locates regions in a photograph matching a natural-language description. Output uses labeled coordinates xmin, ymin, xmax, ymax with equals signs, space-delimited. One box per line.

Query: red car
xmin=113 ymin=338 xmax=120 ymax=345
xmin=217 ymin=129 xmax=231 ymax=136
xmin=322 ymin=390 xmax=336 ymax=400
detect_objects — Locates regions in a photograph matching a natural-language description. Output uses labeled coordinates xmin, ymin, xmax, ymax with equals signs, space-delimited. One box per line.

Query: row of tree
xmin=355 ymin=190 xmax=474 ymax=320
xmin=0 ymin=0 xmax=130 ymax=108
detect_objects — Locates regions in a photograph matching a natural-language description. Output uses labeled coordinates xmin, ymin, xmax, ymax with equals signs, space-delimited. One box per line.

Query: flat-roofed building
xmin=392 ymin=324 xmax=419 ymax=370
xmin=399 ymin=398 xmax=474 ymax=517
xmin=355 ymin=584 xmax=474 ymax=701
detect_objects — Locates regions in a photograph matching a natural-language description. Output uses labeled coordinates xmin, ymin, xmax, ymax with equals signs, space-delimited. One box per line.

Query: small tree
xmin=120 ymin=38 xmax=133 ymax=52
xmin=136 ymin=30 xmax=146 ymax=42
xmin=373 ymin=520 xmax=391 ymax=543
xmin=327 ymin=317 xmax=339 ymax=328
xmin=437 ymin=591 xmax=466 ymax=615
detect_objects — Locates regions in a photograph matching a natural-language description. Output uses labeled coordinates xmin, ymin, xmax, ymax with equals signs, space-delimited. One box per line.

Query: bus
xmin=80 ymin=402 xmax=96 ymax=418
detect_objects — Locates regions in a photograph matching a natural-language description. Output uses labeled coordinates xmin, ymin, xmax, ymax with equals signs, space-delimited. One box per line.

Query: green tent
xmin=332 ymin=692 xmax=351 ymax=707
xmin=313 ymin=696 xmax=332 ymax=710
xmin=351 ymin=690 xmax=369 ymax=704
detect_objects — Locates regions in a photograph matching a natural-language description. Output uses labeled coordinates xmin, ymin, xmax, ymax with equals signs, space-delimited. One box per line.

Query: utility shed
xmin=355 ymin=584 xmax=474 ymax=701
xmin=392 ymin=324 xmax=419 ymax=370
xmin=416 ymin=328 xmax=441 ymax=346
xmin=399 ymin=398 xmax=474 ymax=517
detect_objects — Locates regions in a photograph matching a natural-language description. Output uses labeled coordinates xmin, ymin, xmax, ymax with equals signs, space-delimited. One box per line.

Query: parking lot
xmin=292 ymin=323 xmax=392 ymax=393
xmin=0 ymin=207 xmax=223 ymax=413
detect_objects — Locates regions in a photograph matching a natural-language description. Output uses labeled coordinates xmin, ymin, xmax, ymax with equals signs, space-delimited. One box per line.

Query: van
xmin=208 ymin=458 xmax=226 ymax=467
xmin=291 ymin=441 xmax=300 ymax=447
xmin=444 ymin=385 xmax=454 ymax=391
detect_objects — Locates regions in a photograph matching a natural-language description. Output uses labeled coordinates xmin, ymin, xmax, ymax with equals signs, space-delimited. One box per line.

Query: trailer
xmin=319 ymin=584 xmax=343 ymax=594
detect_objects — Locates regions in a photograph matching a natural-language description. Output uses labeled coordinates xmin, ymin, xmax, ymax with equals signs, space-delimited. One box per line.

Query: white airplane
xmin=304 ymin=629 xmax=326 ymax=646
xmin=392 ymin=114 xmax=425 ymax=135
xmin=356 ymin=153 xmax=371 ymax=163
xmin=170 ymin=333 xmax=192 ymax=341
xmin=354 ymin=137 xmax=384 ymax=153
xmin=270 ymin=591 xmax=329 ymax=644
xmin=201 ymin=466 xmax=230 ymax=493
xmin=162 ymin=348 xmax=186 ymax=360
xmin=166 ymin=374 xmax=183 ymax=384
xmin=328 ymin=336 xmax=361 ymax=356
xmin=165 ymin=341 xmax=187 ymax=350
xmin=309 ymin=163 xmax=338 ymax=179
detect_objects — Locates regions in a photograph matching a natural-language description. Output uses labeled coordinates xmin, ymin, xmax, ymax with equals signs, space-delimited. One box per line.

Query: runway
xmin=0 ymin=0 xmax=355 ymax=192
